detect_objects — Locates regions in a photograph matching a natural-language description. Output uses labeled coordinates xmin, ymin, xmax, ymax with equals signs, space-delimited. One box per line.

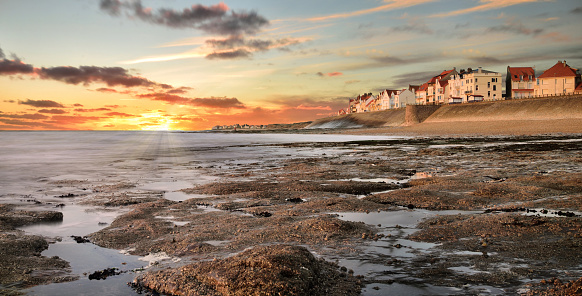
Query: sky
xmin=1 ymin=0 xmax=581 ymax=131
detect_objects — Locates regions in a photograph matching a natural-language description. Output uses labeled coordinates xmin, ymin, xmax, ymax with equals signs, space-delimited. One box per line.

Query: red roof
xmin=439 ymin=69 xmax=454 ymax=76
xmin=576 ymin=82 xmax=582 ymax=91
xmin=538 ymin=61 xmax=578 ymax=79
xmin=439 ymin=80 xmax=449 ymax=87
xmin=417 ymin=83 xmax=428 ymax=91
xmin=508 ymin=67 xmax=535 ymax=82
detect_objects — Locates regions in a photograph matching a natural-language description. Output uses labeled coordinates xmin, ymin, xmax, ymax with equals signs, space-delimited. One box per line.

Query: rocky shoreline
xmin=1 ymin=134 xmax=581 ymax=295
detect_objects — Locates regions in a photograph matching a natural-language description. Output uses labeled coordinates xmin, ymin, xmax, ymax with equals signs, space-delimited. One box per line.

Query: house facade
xmin=415 ymin=83 xmax=428 ymax=105
xmin=393 ymin=89 xmax=415 ymax=108
xmin=449 ymin=67 xmax=502 ymax=102
xmin=534 ymin=61 xmax=581 ymax=96
xmin=506 ymin=66 xmax=536 ymax=99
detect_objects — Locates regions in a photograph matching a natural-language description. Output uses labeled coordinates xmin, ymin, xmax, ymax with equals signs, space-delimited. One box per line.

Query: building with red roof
xmin=534 ymin=61 xmax=581 ymax=96
xmin=506 ymin=66 xmax=536 ymax=99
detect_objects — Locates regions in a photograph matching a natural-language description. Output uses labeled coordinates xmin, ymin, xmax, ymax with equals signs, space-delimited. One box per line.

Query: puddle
xmin=522 ymin=208 xmax=580 ymax=217
xmin=205 ymin=240 xmax=230 ymax=246
xmin=139 ymin=252 xmax=181 ymax=267
xmin=17 ymin=204 xmax=144 ymax=296
xmin=154 ymin=216 xmax=189 ymax=226
xmin=18 ymin=204 xmax=123 ymax=237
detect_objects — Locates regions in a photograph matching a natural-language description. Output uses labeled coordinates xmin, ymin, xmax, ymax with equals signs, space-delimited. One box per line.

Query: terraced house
xmin=506 ymin=66 xmax=536 ymax=99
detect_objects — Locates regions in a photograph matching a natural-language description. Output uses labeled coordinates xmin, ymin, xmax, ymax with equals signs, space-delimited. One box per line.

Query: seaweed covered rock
xmin=134 ymin=244 xmax=362 ymax=296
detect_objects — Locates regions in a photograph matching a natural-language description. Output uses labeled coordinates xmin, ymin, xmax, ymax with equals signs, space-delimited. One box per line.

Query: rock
xmin=134 ymin=244 xmax=362 ymax=296
xmin=88 ymin=268 xmax=121 ymax=280
xmin=71 ymin=236 xmax=90 ymax=243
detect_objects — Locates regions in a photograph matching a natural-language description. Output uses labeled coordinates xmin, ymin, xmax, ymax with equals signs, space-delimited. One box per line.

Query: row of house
xmin=507 ymin=61 xmax=582 ymax=98
xmin=212 ymin=124 xmax=267 ymax=130
xmin=342 ymin=60 xmax=582 ymax=115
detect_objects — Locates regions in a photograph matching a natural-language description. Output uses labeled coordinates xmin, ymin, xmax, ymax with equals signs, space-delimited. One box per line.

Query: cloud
xmin=74 ymin=108 xmax=112 ymax=112
xmin=392 ymin=18 xmax=434 ymax=35
xmin=37 ymin=66 xmax=159 ymax=88
xmin=137 ymin=93 xmax=246 ymax=109
xmin=38 ymin=109 xmax=68 ymax=114
xmin=572 ymin=6 xmax=582 ymax=14
xmin=18 ymin=99 xmax=66 ymax=108
xmin=124 ymin=36 xmax=307 ymax=62
xmin=316 ymin=72 xmax=343 ymax=77
xmin=0 ymin=58 xmax=35 ymax=75
xmin=0 ymin=46 xmax=4 ymax=59
xmin=0 ymin=48 xmax=189 ymax=93
xmin=206 ymin=49 xmax=252 ymax=60
xmin=95 ymin=87 xmax=118 ymax=93
xmin=104 ymin=111 xmax=137 ymax=117
xmin=165 ymin=86 xmax=193 ymax=94
xmin=537 ymin=32 xmax=570 ymax=42
xmin=0 ymin=113 xmax=49 ymax=120
xmin=307 ymin=0 xmax=436 ymax=22
xmin=486 ymin=19 xmax=543 ymax=36
xmin=391 ymin=71 xmax=441 ymax=86
xmin=431 ymin=0 xmax=551 ymax=18
xmin=99 ymin=0 xmax=268 ymax=36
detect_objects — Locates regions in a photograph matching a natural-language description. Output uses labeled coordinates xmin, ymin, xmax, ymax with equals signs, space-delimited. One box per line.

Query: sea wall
xmin=405 ymin=105 xmax=441 ymax=125
xmin=425 ymin=95 xmax=582 ymax=123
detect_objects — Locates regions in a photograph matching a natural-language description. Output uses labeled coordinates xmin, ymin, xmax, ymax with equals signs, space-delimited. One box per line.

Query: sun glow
xmin=138 ymin=112 xmax=177 ymax=131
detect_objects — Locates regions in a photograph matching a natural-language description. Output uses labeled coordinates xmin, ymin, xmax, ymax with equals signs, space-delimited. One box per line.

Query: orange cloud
xmin=431 ymin=0 xmax=548 ymax=18
xmin=307 ymin=0 xmax=435 ymax=22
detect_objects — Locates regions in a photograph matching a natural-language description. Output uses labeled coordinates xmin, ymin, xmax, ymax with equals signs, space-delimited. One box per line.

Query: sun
xmin=139 ymin=112 xmax=177 ymax=131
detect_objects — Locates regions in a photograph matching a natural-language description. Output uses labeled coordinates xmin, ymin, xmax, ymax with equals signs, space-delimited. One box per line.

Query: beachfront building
xmin=415 ymin=83 xmax=428 ymax=105
xmin=506 ymin=66 xmax=536 ymax=99
xmin=449 ymin=67 xmax=502 ymax=102
xmin=423 ymin=69 xmax=457 ymax=105
xmin=393 ymin=89 xmax=416 ymax=108
xmin=534 ymin=61 xmax=581 ymax=96
xmin=349 ymin=93 xmax=375 ymax=113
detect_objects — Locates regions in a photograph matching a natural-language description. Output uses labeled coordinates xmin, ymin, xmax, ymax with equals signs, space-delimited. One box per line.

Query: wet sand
xmin=1 ymin=131 xmax=581 ymax=295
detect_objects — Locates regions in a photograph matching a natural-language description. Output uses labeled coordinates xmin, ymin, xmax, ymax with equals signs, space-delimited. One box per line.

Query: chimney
xmin=478 ymin=67 xmax=482 ymax=73
xmin=563 ymin=60 xmax=567 ymax=67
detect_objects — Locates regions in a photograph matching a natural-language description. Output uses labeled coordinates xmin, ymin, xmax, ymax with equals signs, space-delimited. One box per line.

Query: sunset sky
xmin=1 ymin=0 xmax=581 ymax=130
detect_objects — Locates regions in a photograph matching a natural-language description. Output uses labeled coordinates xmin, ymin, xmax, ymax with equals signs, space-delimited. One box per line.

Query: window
xmin=488 ymin=82 xmax=491 ymax=88
xmin=476 ymin=85 xmax=479 ymax=91
xmin=475 ymin=78 xmax=478 ymax=82
xmin=493 ymin=85 xmax=496 ymax=91
xmin=488 ymin=91 xmax=491 ymax=97
xmin=492 ymin=78 xmax=498 ymax=82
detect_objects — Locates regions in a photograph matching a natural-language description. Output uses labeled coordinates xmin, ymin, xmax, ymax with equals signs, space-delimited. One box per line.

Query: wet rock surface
xmin=3 ymin=134 xmax=582 ymax=295
xmin=133 ymin=244 xmax=362 ymax=296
